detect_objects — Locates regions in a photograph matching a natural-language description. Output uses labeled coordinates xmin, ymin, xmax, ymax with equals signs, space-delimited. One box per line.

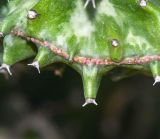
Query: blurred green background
xmin=0 ymin=1 xmax=160 ymax=139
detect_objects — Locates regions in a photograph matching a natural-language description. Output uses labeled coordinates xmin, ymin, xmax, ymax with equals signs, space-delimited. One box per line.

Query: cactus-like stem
xmin=1 ymin=0 xmax=160 ymax=105
xmin=81 ymin=65 xmax=103 ymax=106
xmin=3 ymin=34 xmax=36 ymax=66
xmin=11 ymin=30 xmax=160 ymax=66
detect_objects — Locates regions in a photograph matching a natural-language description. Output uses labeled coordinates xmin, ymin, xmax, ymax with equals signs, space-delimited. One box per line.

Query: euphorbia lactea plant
xmin=0 ymin=0 xmax=160 ymax=106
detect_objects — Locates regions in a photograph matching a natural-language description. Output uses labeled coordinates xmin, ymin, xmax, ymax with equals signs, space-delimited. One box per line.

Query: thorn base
xmin=153 ymin=76 xmax=160 ymax=86
xmin=0 ymin=64 xmax=12 ymax=75
xmin=82 ymin=99 xmax=98 ymax=107
xmin=28 ymin=61 xmax=40 ymax=73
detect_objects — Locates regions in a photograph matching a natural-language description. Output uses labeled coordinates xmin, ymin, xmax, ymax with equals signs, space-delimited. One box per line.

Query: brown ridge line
xmin=11 ymin=30 xmax=160 ymax=66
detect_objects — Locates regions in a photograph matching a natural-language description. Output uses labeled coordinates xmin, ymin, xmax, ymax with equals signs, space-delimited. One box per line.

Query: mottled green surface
xmin=1 ymin=0 xmax=160 ymax=105
xmin=3 ymin=35 xmax=36 ymax=65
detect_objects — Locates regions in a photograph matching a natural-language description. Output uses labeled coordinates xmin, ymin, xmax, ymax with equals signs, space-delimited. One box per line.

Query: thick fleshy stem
xmin=11 ymin=30 xmax=160 ymax=66
xmin=82 ymin=66 xmax=102 ymax=107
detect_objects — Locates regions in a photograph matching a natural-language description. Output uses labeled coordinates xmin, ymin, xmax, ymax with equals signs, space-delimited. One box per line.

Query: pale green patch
xmin=98 ymin=0 xmax=117 ymax=17
xmin=54 ymin=0 xmax=96 ymax=52
xmin=97 ymin=0 xmax=123 ymax=27
xmin=39 ymin=29 xmax=53 ymax=41
xmin=126 ymin=31 xmax=152 ymax=53
xmin=15 ymin=14 xmax=28 ymax=30
xmin=8 ymin=0 xmax=39 ymax=14
xmin=4 ymin=34 xmax=13 ymax=46
xmin=69 ymin=0 xmax=95 ymax=38
xmin=56 ymin=35 xmax=68 ymax=50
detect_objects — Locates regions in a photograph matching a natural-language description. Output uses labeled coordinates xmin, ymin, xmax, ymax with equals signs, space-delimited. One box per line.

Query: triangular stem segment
xmin=34 ymin=46 xmax=57 ymax=68
xmin=28 ymin=46 xmax=61 ymax=73
xmin=82 ymin=65 xmax=102 ymax=106
xmin=3 ymin=35 xmax=36 ymax=66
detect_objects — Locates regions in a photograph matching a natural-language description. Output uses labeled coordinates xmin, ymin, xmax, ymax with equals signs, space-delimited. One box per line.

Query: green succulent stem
xmin=1 ymin=0 xmax=160 ymax=105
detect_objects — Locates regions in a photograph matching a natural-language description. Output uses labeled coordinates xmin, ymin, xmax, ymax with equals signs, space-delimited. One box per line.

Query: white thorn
xmin=0 ymin=32 xmax=4 ymax=37
xmin=92 ymin=0 xmax=96 ymax=8
xmin=140 ymin=0 xmax=147 ymax=7
xmin=111 ymin=39 xmax=119 ymax=47
xmin=153 ymin=76 xmax=160 ymax=86
xmin=84 ymin=0 xmax=96 ymax=8
xmin=28 ymin=61 xmax=40 ymax=73
xmin=27 ymin=10 xmax=38 ymax=19
xmin=84 ymin=0 xmax=90 ymax=8
xmin=82 ymin=99 xmax=98 ymax=107
xmin=0 ymin=64 xmax=12 ymax=75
